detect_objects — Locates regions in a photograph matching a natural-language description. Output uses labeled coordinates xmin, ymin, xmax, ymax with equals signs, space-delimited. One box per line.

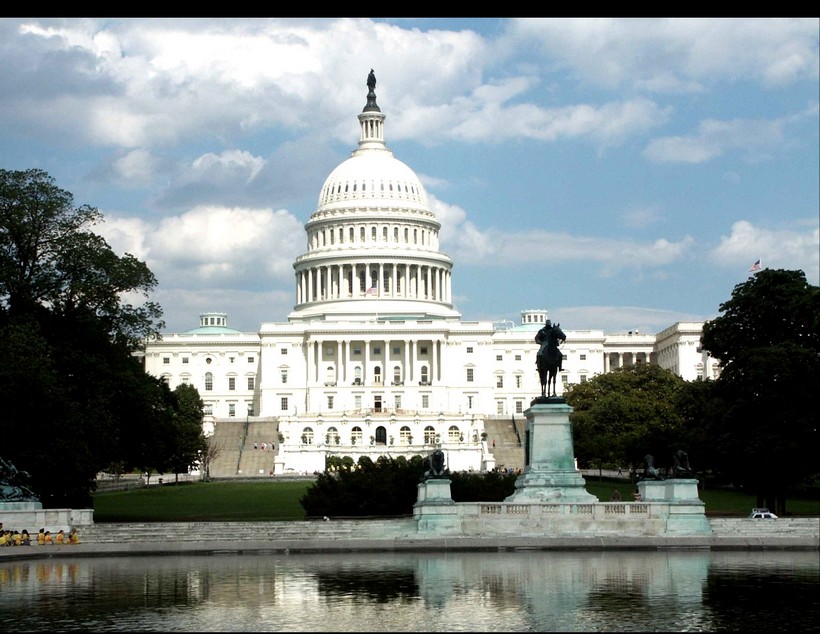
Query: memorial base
xmin=638 ymin=479 xmax=711 ymax=535
xmin=413 ymin=479 xmax=460 ymax=533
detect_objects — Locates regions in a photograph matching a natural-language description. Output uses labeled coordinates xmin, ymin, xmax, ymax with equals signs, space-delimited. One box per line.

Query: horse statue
xmin=639 ymin=454 xmax=664 ymax=481
xmin=671 ymin=449 xmax=694 ymax=478
xmin=535 ymin=320 xmax=566 ymax=398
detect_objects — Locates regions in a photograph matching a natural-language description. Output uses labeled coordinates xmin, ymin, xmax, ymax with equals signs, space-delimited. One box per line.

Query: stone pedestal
xmin=413 ymin=478 xmax=460 ymax=533
xmin=505 ymin=401 xmax=597 ymax=504
xmin=638 ymin=479 xmax=711 ymax=535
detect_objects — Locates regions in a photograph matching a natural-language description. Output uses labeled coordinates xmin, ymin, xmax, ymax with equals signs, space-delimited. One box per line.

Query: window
xmin=228 ymin=377 xmax=236 ymax=391
xmin=355 ymin=395 xmax=362 ymax=409
xmin=327 ymin=395 xmax=334 ymax=410
xmin=562 ymin=375 xmax=569 ymax=387
xmin=353 ymin=366 xmax=362 ymax=384
xmin=182 ymin=357 xmax=189 ymax=364
xmin=496 ymin=355 xmax=502 ymax=361
xmin=496 ymin=375 xmax=503 ymax=388
xmin=580 ymin=354 xmax=586 ymax=361
xmin=395 ymin=395 xmax=402 ymax=409
xmin=467 ymin=395 xmax=473 ymax=409
xmin=163 ymin=357 xmax=170 ymax=365
xmin=281 ymin=369 xmax=288 ymax=384
xmin=326 ymin=426 xmax=339 ymax=444
xmin=392 ymin=346 xmax=400 ymax=355
xmin=420 ymin=366 xmax=428 ymax=384
xmin=353 ymin=347 xmax=362 ymax=356
xmin=228 ymin=403 xmax=236 ymax=417
xmin=515 ymin=374 xmax=522 ymax=388
xmin=393 ymin=366 xmax=401 ymax=384
xmin=400 ymin=426 xmax=411 ymax=444
xmin=466 ymin=346 xmax=473 ymax=354
xmin=496 ymin=400 xmax=504 ymax=415
xmin=206 ymin=357 xmax=212 ymax=364
xmin=424 ymin=426 xmax=436 ymax=444
xmin=373 ymin=367 xmax=382 ymax=384
xmin=229 ymin=357 xmax=235 ymax=363
xmin=205 ymin=372 xmax=213 ymax=391
xmin=325 ymin=347 xmax=334 ymax=356
xmin=466 ymin=368 xmax=474 ymax=382
xmin=247 ymin=377 xmax=255 ymax=390
xmin=515 ymin=354 xmax=521 ymax=361
xmin=302 ymin=427 xmax=314 ymax=444
xmin=280 ymin=348 xmax=287 ymax=355
xmin=515 ymin=400 xmax=523 ymax=414
xmin=373 ymin=346 xmax=381 ymax=355
xmin=580 ymin=374 xmax=587 ymax=383
xmin=204 ymin=403 xmax=213 ymax=416
xmin=247 ymin=356 xmax=254 ymax=363
xmin=422 ymin=395 xmax=429 ymax=408
xmin=448 ymin=425 xmax=460 ymax=441
xmin=280 ymin=397 xmax=289 ymax=411
xmin=351 ymin=426 xmax=363 ymax=444
xmin=419 ymin=346 xmax=428 ymax=355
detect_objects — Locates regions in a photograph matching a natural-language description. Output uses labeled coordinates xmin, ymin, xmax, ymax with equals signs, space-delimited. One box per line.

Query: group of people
xmin=0 ymin=523 xmax=79 ymax=546
xmin=252 ymin=442 xmax=275 ymax=451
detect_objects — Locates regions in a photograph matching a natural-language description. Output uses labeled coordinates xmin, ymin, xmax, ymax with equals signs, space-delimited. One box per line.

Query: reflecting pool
xmin=1 ymin=550 xmax=817 ymax=631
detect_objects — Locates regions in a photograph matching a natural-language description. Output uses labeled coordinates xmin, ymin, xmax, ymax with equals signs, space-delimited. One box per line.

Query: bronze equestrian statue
xmin=535 ymin=320 xmax=566 ymax=398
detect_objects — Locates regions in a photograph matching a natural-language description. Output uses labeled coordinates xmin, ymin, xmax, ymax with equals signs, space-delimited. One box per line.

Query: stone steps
xmin=709 ymin=517 xmax=819 ymax=537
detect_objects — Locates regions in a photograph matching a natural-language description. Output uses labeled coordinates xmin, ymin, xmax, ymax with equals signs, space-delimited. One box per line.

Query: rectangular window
xmin=353 ymin=347 xmax=362 ymax=356
xmin=182 ymin=357 xmax=189 ymax=364
xmin=422 ymin=395 xmax=429 ymax=408
xmin=280 ymin=397 xmax=288 ymax=411
xmin=515 ymin=401 xmax=523 ymax=414
xmin=580 ymin=374 xmax=587 ymax=383
xmin=515 ymin=354 xmax=521 ymax=361
xmin=228 ymin=377 xmax=236 ymax=391
xmin=325 ymin=348 xmax=334 ymax=356
xmin=281 ymin=370 xmax=288 ymax=384
xmin=355 ymin=395 xmax=362 ymax=410
xmin=228 ymin=403 xmax=236 ymax=417
xmin=163 ymin=357 xmax=170 ymax=365
xmin=373 ymin=346 xmax=381 ymax=355
xmin=496 ymin=400 xmax=504 ymax=415
xmin=205 ymin=374 xmax=213 ymax=391
xmin=248 ymin=356 xmax=255 ymax=363
xmin=496 ymin=355 xmax=502 ymax=361
xmin=392 ymin=346 xmax=400 ymax=355
xmin=327 ymin=396 xmax=334 ymax=410
xmin=280 ymin=348 xmax=287 ymax=355
xmin=496 ymin=376 xmax=503 ymax=388
xmin=467 ymin=368 xmax=474 ymax=382
xmin=466 ymin=346 xmax=473 ymax=354
xmin=395 ymin=395 xmax=402 ymax=409
xmin=247 ymin=403 xmax=254 ymax=416
xmin=247 ymin=377 xmax=255 ymax=390
xmin=515 ymin=375 xmax=522 ymax=388
xmin=467 ymin=395 xmax=473 ymax=409
xmin=562 ymin=375 xmax=569 ymax=387
xmin=419 ymin=346 xmax=428 ymax=355
xmin=580 ymin=354 xmax=586 ymax=361
xmin=203 ymin=404 xmax=213 ymax=416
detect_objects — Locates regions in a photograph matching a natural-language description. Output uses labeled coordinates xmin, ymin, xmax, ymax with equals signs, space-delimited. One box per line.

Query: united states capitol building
xmin=142 ymin=76 xmax=720 ymax=476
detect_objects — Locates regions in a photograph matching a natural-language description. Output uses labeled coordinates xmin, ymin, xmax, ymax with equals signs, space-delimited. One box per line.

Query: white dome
xmin=316 ymin=151 xmax=430 ymax=215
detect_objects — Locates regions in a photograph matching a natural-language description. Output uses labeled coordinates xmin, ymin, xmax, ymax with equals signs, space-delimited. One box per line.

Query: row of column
xmin=296 ymin=262 xmax=451 ymax=304
xmin=307 ymin=339 xmax=443 ymax=387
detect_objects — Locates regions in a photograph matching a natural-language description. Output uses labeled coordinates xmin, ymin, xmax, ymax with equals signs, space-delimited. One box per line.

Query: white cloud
xmin=643 ymin=116 xmax=788 ymax=164
xmin=710 ymin=219 xmax=820 ymax=283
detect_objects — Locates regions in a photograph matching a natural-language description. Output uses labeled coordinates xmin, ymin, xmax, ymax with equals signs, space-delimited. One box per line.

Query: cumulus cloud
xmin=709 ymin=219 xmax=820 ymax=282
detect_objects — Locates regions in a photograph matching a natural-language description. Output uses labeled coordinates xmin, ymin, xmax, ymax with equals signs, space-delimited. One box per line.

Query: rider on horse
xmin=535 ymin=320 xmax=566 ymax=398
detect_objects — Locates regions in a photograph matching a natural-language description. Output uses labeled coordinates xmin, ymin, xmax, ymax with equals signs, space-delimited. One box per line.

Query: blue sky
xmin=1 ymin=17 xmax=817 ymax=334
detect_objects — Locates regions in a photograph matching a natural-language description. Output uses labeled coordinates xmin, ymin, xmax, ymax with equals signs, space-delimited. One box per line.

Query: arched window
xmin=448 ymin=425 xmax=460 ymax=441
xmin=420 ymin=366 xmax=429 ymax=384
xmin=301 ymin=427 xmax=314 ymax=445
xmin=424 ymin=426 xmax=436 ymax=444
xmin=325 ymin=365 xmax=335 ymax=384
xmin=326 ymin=426 xmax=339 ymax=444
xmin=393 ymin=366 xmax=401 ymax=384
xmin=204 ymin=372 xmax=213 ymax=391
xmin=399 ymin=426 xmax=412 ymax=444
xmin=373 ymin=366 xmax=382 ymax=384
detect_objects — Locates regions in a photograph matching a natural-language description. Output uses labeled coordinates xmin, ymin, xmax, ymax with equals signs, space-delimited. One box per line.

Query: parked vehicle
xmin=749 ymin=508 xmax=778 ymax=519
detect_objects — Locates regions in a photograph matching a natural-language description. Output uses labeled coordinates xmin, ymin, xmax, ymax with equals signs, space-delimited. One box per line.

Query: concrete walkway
xmin=1 ymin=517 xmax=816 ymax=561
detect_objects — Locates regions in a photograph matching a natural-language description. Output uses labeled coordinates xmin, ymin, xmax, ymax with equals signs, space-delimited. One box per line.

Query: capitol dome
xmin=288 ymin=73 xmax=458 ymax=322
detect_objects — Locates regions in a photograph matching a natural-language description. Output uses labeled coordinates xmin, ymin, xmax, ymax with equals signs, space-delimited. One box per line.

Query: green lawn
xmin=92 ymin=477 xmax=820 ymax=523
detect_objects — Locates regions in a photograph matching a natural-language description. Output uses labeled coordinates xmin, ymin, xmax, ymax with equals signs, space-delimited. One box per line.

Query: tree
xmin=564 ymin=364 xmax=689 ymax=474
xmin=0 ymin=169 xmax=166 ymax=507
xmin=700 ymin=269 xmax=820 ymax=515
xmin=167 ymin=384 xmax=208 ymax=482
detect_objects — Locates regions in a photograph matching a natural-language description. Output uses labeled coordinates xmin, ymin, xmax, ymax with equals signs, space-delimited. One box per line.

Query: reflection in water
xmin=0 ymin=551 xmax=817 ymax=632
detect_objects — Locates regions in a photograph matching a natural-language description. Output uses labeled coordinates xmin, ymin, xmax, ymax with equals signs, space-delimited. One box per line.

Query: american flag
xmin=749 ymin=258 xmax=762 ymax=272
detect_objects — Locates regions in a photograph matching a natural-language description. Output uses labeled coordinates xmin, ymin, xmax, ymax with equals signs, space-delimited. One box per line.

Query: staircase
xmin=483 ymin=416 xmax=525 ymax=471
xmin=207 ymin=418 xmax=280 ymax=478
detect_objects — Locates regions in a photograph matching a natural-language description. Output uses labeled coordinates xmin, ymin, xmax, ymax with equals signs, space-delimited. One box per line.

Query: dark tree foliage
xmin=564 ymin=364 xmax=689 ymax=474
xmin=300 ymin=456 xmax=520 ymax=517
xmin=0 ymin=169 xmax=167 ymax=507
xmin=700 ymin=269 xmax=819 ymax=515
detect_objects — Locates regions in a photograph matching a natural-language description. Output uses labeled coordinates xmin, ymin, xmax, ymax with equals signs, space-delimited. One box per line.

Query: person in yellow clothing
xmin=55 ymin=529 xmax=66 ymax=544
xmin=37 ymin=528 xmax=46 ymax=545
xmin=68 ymin=527 xmax=80 ymax=544
xmin=0 ymin=531 xmax=9 ymax=546
xmin=43 ymin=530 xmax=53 ymax=545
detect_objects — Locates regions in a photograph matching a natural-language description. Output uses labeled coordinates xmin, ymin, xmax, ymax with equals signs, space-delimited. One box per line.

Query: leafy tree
xmin=0 ymin=168 xmax=166 ymax=507
xmin=167 ymin=384 xmax=208 ymax=482
xmin=700 ymin=269 xmax=820 ymax=514
xmin=564 ymin=364 xmax=689 ymax=474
